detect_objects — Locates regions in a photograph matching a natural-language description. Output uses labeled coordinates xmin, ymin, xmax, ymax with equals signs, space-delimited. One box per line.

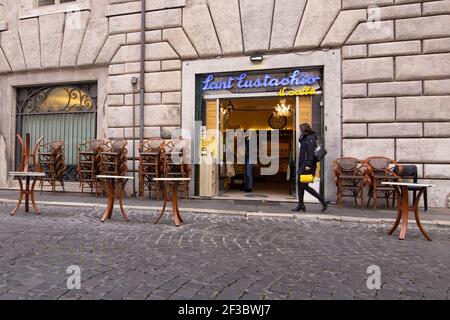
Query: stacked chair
xmin=77 ymin=139 xmax=106 ymax=195
xmin=365 ymin=156 xmax=400 ymax=209
xmin=333 ymin=156 xmax=421 ymax=209
xmin=138 ymin=138 xmax=164 ymax=199
xmin=161 ymin=137 xmax=191 ymax=199
xmin=333 ymin=157 xmax=367 ymax=208
xmin=137 ymin=137 xmax=191 ymax=199
xmin=36 ymin=141 xmax=66 ymax=193
xmin=100 ymin=139 xmax=128 ymax=177
xmin=97 ymin=138 xmax=129 ymax=198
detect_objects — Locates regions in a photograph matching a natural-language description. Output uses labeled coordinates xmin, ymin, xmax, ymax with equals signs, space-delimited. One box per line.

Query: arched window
xmin=16 ymin=83 xmax=97 ymax=181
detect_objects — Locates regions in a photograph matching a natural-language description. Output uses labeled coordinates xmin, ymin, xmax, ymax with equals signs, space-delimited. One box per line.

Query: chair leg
xmin=337 ymin=186 xmax=342 ymax=206
xmin=373 ymin=185 xmax=377 ymax=209
xmin=366 ymin=188 xmax=372 ymax=207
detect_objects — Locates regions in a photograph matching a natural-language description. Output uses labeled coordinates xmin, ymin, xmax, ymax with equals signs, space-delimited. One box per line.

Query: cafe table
xmin=153 ymin=178 xmax=191 ymax=227
xmin=9 ymin=171 xmax=46 ymax=215
xmin=382 ymin=182 xmax=435 ymax=241
xmin=97 ymin=175 xmax=134 ymax=223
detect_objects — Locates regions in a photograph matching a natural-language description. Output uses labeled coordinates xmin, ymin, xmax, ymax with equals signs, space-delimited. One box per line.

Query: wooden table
xmin=97 ymin=175 xmax=134 ymax=223
xmin=9 ymin=172 xmax=46 ymax=215
xmin=153 ymin=178 xmax=191 ymax=227
xmin=382 ymin=182 xmax=435 ymax=241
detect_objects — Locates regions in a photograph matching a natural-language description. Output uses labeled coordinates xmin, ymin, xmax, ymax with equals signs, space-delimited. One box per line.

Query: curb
xmin=1 ymin=198 xmax=449 ymax=228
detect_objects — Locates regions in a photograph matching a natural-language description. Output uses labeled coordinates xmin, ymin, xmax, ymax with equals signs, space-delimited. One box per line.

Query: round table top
xmin=153 ymin=178 xmax=191 ymax=181
xmin=9 ymin=172 xmax=46 ymax=177
xmin=382 ymin=182 xmax=435 ymax=188
xmin=97 ymin=175 xmax=135 ymax=180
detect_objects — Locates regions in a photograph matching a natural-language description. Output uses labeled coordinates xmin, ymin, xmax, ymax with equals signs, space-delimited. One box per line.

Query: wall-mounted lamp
xmin=250 ymin=54 xmax=264 ymax=63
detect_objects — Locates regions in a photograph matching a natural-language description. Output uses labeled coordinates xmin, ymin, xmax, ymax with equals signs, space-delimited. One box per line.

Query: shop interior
xmin=200 ymin=95 xmax=321 ymax=201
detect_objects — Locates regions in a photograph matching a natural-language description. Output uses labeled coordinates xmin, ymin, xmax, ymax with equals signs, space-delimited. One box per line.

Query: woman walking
xmin=292 ymin=123 xmax=328 ymax=212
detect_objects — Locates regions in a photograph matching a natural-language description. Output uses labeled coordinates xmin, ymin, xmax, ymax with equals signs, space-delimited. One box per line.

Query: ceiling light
xmin=273 ymin=99 xmax=292 ymax=117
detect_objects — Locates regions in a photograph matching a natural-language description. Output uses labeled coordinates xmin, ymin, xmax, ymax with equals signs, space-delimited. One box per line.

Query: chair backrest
xmin=334 ymin=157 xmax=361 ymax=174
xmin=393 ymin=164 xmax=417 ymax=181
xmin=105 ymin=139 xmax=128 ymax=152
xmin=164 ymin=137 xmax=190 ymax=154
xmin=365 ymin=156 xmax=397 ymax=176
xmin=38 ymin=141 xmax=64 ymax=160
xmin=87 ymin=139 xmax=105 ymax=151
xmin=48 ymin=141 xmax=64 ymax=151
xmin=140 ymin=138 xmax=164 ymax=154
xmin=78 ymin=139 xmax=105 ymax=153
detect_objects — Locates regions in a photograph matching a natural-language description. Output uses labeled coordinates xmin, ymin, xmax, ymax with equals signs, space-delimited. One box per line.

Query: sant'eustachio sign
xmin=202 ymin=70 xmax=321 ymax=96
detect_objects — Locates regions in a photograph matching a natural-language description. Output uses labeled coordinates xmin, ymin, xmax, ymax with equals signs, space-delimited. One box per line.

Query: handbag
xmin=314 ymin=144 xmax=328 ymax=161
xmin=300 ymin=174 xmax=314 ymax=183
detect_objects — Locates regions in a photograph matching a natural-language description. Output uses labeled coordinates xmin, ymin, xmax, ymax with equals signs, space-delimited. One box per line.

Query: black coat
xmin=297 ymin=132 xmax=317 ymax=175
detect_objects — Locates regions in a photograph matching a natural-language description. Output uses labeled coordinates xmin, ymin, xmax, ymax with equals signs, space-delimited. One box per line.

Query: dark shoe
xmin=321 ymin=201 xmax=330 ymax=212
xmin=292 ymin=205 xmax=306 ymax=212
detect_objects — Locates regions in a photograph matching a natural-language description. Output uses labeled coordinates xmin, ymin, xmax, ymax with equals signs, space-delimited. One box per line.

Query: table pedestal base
xmin=11 ymin=177 xmax=41 ymax=216
xmin=388 ymin=186 xmax=431 ymax=241
xmin=101 ymin=179 xmax=130 ymax=223
xmin=154 ymin=181 xmax=184 ymax=227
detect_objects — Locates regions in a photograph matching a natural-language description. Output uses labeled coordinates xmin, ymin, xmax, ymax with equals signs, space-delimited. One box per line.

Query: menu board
xmin=298 ymin=96 xmax=312 ymax=125
xmin=206 ymin=101 xmax=217 ymax=130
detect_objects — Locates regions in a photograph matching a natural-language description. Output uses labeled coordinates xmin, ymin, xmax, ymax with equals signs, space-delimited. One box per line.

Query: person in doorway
xmin=292 ymin=123 xmax=329 ymax=212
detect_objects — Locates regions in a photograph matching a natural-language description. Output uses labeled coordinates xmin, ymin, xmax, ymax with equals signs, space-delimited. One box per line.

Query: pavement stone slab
xmin=0 ymin=203 xmax=448 ymax=300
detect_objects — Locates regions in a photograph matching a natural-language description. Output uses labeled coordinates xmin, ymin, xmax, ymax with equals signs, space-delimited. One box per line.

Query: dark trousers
xmin=297 ymin=181 xmax=324 ymax=205
xmin=245 ymin=163 xmax=253 ymax=191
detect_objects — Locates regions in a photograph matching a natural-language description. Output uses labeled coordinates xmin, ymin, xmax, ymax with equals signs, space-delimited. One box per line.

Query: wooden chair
xmin=161 ymin=137 xmax=191 ymax=198
xmin=100 ymin=139 xmax=128 ymax=176
xmin=36 ymin=141 xmax=66 ymax=193
xmin=99 ymin=139 xmax=128 ymax=200
xmin=138 ymin=138 xmax=164 ymax=199
xmin=333 ymin=157 xmax=367 ymax=207
xmin=393 ymin=164 xmax=428 ymax=211
xmin=365 ymin=156 xmax=402 ymax=209
xmin=77 ymin=139 xmax=105 ymax=194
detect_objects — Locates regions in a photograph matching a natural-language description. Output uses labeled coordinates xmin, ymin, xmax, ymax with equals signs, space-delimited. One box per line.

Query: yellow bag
xmin=300 ymin=174 xmax=314 ymax=183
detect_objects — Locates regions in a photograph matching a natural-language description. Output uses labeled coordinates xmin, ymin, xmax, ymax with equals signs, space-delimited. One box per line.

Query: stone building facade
xmin=0 ymin=0 xmax=449 ymax=207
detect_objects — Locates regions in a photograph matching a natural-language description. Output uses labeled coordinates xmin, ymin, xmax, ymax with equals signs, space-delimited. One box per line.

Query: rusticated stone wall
xmin=0 ymin=0 xmax=449 ymax=206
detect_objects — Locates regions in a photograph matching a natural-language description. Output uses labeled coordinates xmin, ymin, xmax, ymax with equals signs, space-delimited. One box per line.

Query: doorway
xmin=198 ymin=94 xmax=322 ymax=202
xmin=218 ymin=97 xmax=296 ymax=201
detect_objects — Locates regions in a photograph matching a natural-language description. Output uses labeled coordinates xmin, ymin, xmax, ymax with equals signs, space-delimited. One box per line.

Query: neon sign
xmin=277 ymin=86 xmax=317 ymax=96
xmin=202 ymin=70 xmax=321 ymax=91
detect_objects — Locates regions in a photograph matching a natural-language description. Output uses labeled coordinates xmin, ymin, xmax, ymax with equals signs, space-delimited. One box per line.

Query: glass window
xmin=38 ymin=0 xmax=77 ymax=7
xmin=16 ymin=83 xmax=98 ymax=181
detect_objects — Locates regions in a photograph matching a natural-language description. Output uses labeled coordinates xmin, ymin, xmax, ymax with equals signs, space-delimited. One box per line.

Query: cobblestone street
xmin=0 ymin=203 xmax=449 ymax=300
